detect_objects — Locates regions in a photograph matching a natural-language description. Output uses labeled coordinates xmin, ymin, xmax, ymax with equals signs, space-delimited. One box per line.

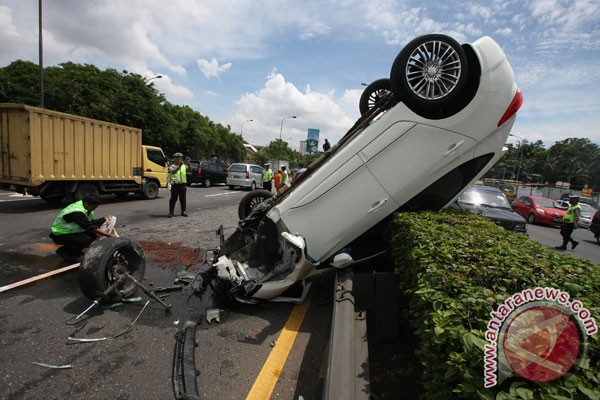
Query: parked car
xmin=202 ymin=34 xmax=522 ymax=303
xmin=577 ymin=203 xmax=597 ymax=229
xmin=559 ymin=193 xmax=598 ymax=208
xmin=227 ymin=163 xmax=263 ymax=190
xmin=451 ymin=185 xmax=527 ymax=233
xmin=187 ymin=160 xmax=228 ymax=187
xmin=511 ymin=196 xmax=565 ymax=227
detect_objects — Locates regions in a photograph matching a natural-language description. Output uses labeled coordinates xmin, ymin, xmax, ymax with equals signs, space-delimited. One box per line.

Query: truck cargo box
xmin=0 ymin=103 xmax=143 ymax=187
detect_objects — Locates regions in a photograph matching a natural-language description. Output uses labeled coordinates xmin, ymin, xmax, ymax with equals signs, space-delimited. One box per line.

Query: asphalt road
xmin=0 ymin=186 xmax=333 ymax=400
xmin=0 ymin=187 xmax=597 ymax=400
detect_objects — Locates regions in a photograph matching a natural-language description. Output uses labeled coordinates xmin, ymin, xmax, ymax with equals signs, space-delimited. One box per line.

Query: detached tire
xmin=390 ymin=34 xmax=468 ymax=119
xmin=78 ymin=237 xmax=146 ymax=303
xmin=238 ymin=189 xmax=274 ymax=220
xmin=359 ymin=78 xmax=393 ymax=115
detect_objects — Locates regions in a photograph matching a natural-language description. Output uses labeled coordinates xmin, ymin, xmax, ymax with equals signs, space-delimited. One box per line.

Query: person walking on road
xmin=262 ymin=163 xmax=273 ymax=192
xmin=49 ymin=194 xmax=116 ymax=263
xmin=168 ymin=152 xmax=188 ymax=217
xmin=556 ymin=195 xmax=581 ymax=250
xmin=281 ymin=165 xmax=290 ymax=186
xmin=274 ymin=169 xmax=283 ymax=192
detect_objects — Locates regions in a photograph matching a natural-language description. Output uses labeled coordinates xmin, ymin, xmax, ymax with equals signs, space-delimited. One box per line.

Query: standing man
xmin=281 ymin=165 xmax=290 ymax=186
xmin=168 ymin=152 xmax=188 ymax=217
xmin=274 ymin=169 xmax=283 ymax=192
xmin=556 ymin=195 xmax=581 ymax=250
xmin=262 ymin=163 xmax=273 ymax=192
xmin=50 ymin=194 xmax=117 ymax=263
xmin=323 ymin=138 xmax=331 ymax=152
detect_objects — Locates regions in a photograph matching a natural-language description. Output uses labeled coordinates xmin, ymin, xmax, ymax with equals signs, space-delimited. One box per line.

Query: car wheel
xmin=359 ymin=78 xmax=394 ymax=115
xmin=229 ymin=185 xmax=236 ymax=190
xmin=527 ymin=213 xmax=535 ymax=224
xmin=390 ymin=34 xmax=468 ymax=119
xmin=74 ymin=183 xmax=99 ymax=202
xmin=78 ymin=237 xmax=146 ymax=303
xmin=250 ymin=182 xmax=256 ymax=191
xmin=203 ymin=178 xmax=211 ymax=188
xmin=238 ymin=189 xmax=274 ymax=220
xmin=142 ymin=181 xmax=159 ymax=199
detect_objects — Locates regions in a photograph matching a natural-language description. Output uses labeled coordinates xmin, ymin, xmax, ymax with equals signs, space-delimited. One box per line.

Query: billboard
xmin=306 ymin=128 xmax=320 ymax=154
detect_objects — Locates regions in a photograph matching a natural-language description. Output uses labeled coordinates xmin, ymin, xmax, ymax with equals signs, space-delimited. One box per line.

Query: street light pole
xmin=240 ymin=119 xmax=254 ymax=139
xmin=279 ymin=115 xmax=297 ymax=141
xmin=144 ymin=74 xmax=162 ymax=84
xmin=509 ymin=134 xmax=524 ymax=181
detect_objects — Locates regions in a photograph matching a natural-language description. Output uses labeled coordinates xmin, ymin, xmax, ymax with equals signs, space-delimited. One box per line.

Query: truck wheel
xmin=238 ymin=189 xmax=274 ymax=220
xmin=74 ymin=183 xmax=99 ymax=202
xmin=78 ymin=237 xmax=146 ymax=303
xmin=142 ymin=181 xmax=159 ymax=199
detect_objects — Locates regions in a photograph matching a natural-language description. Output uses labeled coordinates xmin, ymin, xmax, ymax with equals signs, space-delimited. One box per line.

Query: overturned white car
xmin=210 ymin=34 xmax=523 ymax=301
xmin=207 ymin=34 xmax=523 ymax=303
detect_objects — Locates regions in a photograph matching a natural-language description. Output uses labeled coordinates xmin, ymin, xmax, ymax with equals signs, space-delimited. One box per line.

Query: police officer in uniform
xmin=49 ymin=194 xmax=116 ymax=263
xmin=168 ymin=152 xmax=188 ymax=217
xmin=556 ymin=195 xmax=581 ymax=250
xmin=262 ymin=163 xmax=273 ymax=192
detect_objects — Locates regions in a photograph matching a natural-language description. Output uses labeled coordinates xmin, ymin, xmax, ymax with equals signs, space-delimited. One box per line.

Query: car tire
xmin=203 ymin=178 xmax=211 ymax=188
xmin=359 ymin=78 xmax=394 ymax=115
xmin=74 ymin=183 xmax=99 ymax=202
xmin=229 ymin=185 xmax=236 ymax=190
xmin=527 ymin=213 xmax=535 ymax=224
xmin=142 ymin=181 xmax=159 ymax=199
xmin=78 ymin=237 xmax=146 ymax=303
xmin=390 ymin=34 xmax=468 ymax=119
xmin=238 ymin=189 xmax=274 ymax=220
xmin=250 ymin=182 xmax=256 ymax=191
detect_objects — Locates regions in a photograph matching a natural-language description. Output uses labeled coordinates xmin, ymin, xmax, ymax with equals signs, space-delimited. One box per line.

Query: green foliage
xmin=0 ymin=60 xmax=245 ymax=163
xmin=485 ymin=138 xmax=600 ymax=188
xmin=386 ymin=210 xmax=600 ymax=399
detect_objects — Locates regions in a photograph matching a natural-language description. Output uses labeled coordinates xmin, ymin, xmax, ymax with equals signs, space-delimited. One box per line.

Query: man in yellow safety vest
xmin=49 ymin=194 xmax=116 ymax=263
xmin=556 ymin=195 xmax=581 ymax=250
xmin=168 ymin=152 xmax=188 ymax=217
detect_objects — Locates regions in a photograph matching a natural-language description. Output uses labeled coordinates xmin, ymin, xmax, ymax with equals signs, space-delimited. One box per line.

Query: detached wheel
xmin=142 ymin=181 xmax=159 ymax=199
xmin=359 ymin=78 xmax=393 ymax=115
xmin=74 ymin=183 xmax=99 ymax=202
xmin=238 ymin=189 xmax=274 ymax=219
xmin=78 ymin=237 xmax=146 ymax=303
xmin=390 ymin=34 xmax=468 ymax=119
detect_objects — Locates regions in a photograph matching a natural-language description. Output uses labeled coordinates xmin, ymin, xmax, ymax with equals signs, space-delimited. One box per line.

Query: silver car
xmin=227 ymin=163 xmax=263 ymax=190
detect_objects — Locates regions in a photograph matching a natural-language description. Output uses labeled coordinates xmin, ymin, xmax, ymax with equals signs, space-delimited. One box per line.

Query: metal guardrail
xmin=323 ymin=267 xmax=370 ymax=399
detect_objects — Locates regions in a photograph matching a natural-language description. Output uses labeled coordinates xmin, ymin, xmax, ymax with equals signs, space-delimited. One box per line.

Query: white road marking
xmin=205 ymin=192 xmax=243 ymax=198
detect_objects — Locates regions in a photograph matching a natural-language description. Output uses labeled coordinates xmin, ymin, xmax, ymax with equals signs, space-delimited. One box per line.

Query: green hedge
xmin=386 ymin=209 xmax=599 ymax=400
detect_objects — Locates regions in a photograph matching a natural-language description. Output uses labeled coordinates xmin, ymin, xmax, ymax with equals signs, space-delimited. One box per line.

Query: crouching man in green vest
xmin=49 ymin=194 xmax=117 ymax=263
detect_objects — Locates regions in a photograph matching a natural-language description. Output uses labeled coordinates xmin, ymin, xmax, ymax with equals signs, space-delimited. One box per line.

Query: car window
xmin=535 ymin=198 xmax=556 ymax=208
xmin=250 ymin=166 xmax=262 ymax=174
xmin=229 ymin=164 xmax=247 ymax=172
xmin=190 ymin=162 xmax=199 ymax=170
xmin=458 ymin=188 xmax=510 ymax=208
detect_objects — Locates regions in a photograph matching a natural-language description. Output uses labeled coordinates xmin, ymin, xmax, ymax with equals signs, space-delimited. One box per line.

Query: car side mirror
xmin=331 ymin=253 xmax=353 ymax=269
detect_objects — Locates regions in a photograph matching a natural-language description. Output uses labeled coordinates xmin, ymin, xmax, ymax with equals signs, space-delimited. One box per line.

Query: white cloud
xmin=196 ymin=58 xmax=232 ymax=79
xmin=233 ymin=70 xmax=355 ymax=147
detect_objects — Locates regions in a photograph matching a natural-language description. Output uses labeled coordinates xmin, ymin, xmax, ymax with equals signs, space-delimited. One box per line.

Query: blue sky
xmin=1 ymin=0 xmax=599 ymax=150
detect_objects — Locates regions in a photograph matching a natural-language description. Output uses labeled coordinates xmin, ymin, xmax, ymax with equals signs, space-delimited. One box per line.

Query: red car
xmin=511 ymin=195 xmax=566 ymax=227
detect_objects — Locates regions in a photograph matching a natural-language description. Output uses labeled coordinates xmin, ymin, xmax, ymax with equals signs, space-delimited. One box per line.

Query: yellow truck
xmin=0 ymin=103 xmax=169 ymax=202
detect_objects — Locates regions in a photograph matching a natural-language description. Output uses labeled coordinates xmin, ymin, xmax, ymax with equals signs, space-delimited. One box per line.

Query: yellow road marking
xmin=246 ymin=292 xmax=313 ymax=400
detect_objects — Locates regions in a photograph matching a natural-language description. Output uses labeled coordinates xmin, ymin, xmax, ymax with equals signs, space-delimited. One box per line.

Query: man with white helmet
xmin=168 ymin=152 xmax=188 ymax=217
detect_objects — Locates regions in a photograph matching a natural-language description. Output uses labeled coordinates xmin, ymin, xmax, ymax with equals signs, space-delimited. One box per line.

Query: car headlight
xmin=536 ymin=208 xmax=545 ymax=214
